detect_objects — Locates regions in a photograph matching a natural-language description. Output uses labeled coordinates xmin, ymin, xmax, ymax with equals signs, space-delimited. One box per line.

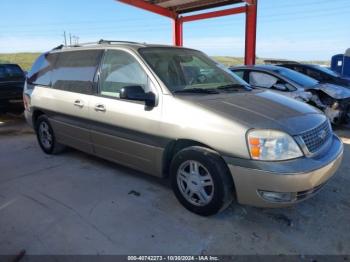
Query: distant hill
xmin=212 ymin=56 xmax=330 ymax=67
xmin=0 ymin=52 xmax=329 ymax=71
xmin=0 ymin=53 xmax=41 ymax=71
xmin=212 ymin=56 xmax=264 ymax=66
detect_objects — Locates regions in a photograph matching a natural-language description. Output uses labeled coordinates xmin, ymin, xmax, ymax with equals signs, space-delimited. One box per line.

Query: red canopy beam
xmin=180 ymin=6 xmax=246 ymax=23
xmin=118 ymin=0 xmax=175 ymax=18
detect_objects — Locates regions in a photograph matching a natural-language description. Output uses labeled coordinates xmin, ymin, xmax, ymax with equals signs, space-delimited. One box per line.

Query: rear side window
xmin=52 ymin=50 xmax=103 ymax=94
xmin=28 ymin=53 xmax=57 ymax=86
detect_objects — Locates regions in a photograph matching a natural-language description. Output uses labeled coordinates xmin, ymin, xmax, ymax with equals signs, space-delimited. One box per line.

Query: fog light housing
xmin=258 ymin=190 xmax=296 ymax=203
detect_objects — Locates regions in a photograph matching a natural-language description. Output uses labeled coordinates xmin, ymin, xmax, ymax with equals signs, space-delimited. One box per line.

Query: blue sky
xmin=1 ymin=0 xmax=349 ymax=60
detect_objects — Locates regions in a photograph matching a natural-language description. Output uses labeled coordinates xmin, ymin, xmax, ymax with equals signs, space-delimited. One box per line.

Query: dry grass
xmin=0 ymin=53 xmax=329 ymax=71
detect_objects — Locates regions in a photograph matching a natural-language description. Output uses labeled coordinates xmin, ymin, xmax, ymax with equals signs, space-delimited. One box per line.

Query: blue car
xmin=278 ymin=63 xmax=350 ymax=88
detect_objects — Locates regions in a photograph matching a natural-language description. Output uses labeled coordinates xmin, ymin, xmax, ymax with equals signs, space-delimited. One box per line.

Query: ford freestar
xmin=23 ymin=41 xmax=343 ymax=216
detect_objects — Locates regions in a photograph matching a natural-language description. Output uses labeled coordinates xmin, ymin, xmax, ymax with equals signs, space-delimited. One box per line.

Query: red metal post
xmin=173 ymin=17 xmax=183 ymax=46
xmin=244 ymin=0 xmax=257 ymax=65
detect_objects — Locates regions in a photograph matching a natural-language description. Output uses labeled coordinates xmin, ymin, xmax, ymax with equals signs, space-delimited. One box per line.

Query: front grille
xmin=299 ymin=120 xmax=332 ymax=153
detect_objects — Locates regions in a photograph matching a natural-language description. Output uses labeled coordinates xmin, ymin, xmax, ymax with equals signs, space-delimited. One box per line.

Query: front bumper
xmin=224 ymin=135 xmax=343 ymax=207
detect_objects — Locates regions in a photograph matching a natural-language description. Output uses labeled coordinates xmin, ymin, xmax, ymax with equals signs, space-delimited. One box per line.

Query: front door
xmin=89 ymin=49 xmax=164 ymax=176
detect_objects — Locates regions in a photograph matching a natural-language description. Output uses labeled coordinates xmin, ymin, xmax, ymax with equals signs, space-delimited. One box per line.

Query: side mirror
xmin=120 ymin=85 xmax=156 ymax=107
xmin=273 ymin=83 xmax=288 ymax=91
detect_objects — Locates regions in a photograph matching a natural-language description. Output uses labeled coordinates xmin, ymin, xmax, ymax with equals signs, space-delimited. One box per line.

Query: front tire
xmin=35 ymin=115 xmax=65 ymax=154
xmin=170 ymin=146 xmax=234 ymax=216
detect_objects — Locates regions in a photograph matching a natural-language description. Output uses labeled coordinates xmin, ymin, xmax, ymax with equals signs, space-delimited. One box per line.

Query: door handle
xmin=94 ymin=104 xmax=106 ymax=112
xmin=74 ymin=99 xmax=84 ymax=108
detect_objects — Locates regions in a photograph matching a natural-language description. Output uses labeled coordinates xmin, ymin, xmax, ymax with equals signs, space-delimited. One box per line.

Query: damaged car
xmin=231 ymin=65 xmax=350 ymax=125
xmin=278 ymin=63 xmax=350 ymax=88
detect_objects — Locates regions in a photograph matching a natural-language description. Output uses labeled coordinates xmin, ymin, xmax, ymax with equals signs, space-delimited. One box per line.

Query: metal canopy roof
xmin=117 ymin=0 xmax=257 ymax=65
xmin=146 ymin=0 xmax=245 ymax=14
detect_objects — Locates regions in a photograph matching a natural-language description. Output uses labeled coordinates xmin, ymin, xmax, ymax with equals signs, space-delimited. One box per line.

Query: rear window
xmin=28 ymin=53 xmax=57 ymax=86
xmin=51 ymin=50 xmax=103 ymax=94
xmin=0 ymin=66 xmax=7 ymax=79
xmin=5 ymin=65 xmax=24 ymax=78
xmin=0 ymin=64 xmax=24 ymax=79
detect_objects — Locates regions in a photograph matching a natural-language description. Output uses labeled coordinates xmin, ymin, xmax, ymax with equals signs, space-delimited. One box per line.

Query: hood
xmin=340 ymin=76 xmax=350 ymax=81
xmin=338 ymin=76 xmax=350 ymax=87
xmin=179 ymin=90 xmax=326 ymax=135
xmin=308 ymin=83 xmax=350 ymax=99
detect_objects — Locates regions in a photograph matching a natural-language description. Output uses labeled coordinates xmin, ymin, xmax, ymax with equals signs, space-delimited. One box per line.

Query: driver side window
xmin=249 ymin=71 xmax=279 ymax=89
xmin=99 ymin=50 xmax=149 ymax=98
xmin=249 ymin=71 xmax=293 ymax=92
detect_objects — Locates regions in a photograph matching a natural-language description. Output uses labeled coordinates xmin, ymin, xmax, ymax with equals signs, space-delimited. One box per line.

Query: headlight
xmin=247 ymin=130 xmax=303 ymax=161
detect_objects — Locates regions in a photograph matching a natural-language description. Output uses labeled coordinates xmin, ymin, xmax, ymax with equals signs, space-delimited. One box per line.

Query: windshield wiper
xmin=174 ymin=88 xmax=220 ymax=94
xmin=216 ymin=84 xmax=252 ymax=91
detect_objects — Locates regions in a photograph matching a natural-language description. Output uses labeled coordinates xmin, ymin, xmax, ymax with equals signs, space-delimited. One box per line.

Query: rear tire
xmin=170 ymin=146 xmax=234 ymax=216
xmin=35 ymin=115 xmax=65 ymax=154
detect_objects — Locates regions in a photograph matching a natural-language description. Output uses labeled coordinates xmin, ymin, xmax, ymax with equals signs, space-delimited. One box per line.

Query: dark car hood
xmin=338 ymin=76 xmax=350 ymax=87
xmin=179 ymin=90 xmax=326 ymax=135
xmin=340 ymin=76 xmax=350 ymax=81
xmin=307 ymin=83 xmax=350 ymax=99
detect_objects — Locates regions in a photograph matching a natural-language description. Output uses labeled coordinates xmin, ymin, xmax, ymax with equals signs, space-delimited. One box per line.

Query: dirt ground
xmin=0 ymin=110 xmax=349 ymax=256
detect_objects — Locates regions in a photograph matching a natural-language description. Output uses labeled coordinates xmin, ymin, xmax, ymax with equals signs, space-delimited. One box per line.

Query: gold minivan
xmin=23 ymin=41 xmax=343 ymax=216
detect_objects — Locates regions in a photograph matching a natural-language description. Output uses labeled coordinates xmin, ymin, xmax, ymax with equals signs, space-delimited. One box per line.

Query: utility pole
xmin=63 ymin=31 xmax=67 ymax=46
xmin=69 ymin=33 xmax=72 ymax=46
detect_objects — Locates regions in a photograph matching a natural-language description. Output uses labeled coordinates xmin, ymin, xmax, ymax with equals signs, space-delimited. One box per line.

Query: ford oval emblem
xmin=318 ymin=130 xmax=327 ymax=140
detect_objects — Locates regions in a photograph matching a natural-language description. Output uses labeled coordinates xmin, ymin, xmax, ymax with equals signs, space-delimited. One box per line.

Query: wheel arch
xmin=162 ymin=139 xmax=232 ymax=179
xmin=162 ymin=139 xmax=209 ymax=177
xmin=32 ymin=109 xmax=46 ymax=128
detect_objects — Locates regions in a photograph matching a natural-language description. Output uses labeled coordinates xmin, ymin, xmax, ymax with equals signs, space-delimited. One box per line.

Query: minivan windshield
xmin=139 ymin=47 xmax=250 ymax=93
xmin=272 ymin=67 xmax=319 ymax=88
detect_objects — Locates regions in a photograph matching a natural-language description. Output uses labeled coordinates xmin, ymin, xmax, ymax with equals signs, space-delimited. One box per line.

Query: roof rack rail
xmin=98 ymin=39 xmax=144 ymax=45
xmin=51 ymin=39 xmax=144 ymax=51
xmin=68 ymin=41 xmax=100 ymax=48
xmin=51 ymin=44 xmax=64 ymax=51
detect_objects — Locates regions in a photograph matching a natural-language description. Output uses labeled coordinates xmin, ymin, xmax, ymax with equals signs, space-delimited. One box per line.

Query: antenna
xmin=63 ymin=31 xmax=67 ymax=46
